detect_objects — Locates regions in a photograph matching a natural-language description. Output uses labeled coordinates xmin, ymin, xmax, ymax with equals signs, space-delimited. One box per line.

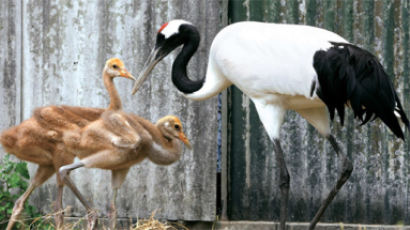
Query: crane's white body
xmin=185 ymin=22 xmax=349 ymax=139
xmin=133 ymin=20 xmax=406 ymax=229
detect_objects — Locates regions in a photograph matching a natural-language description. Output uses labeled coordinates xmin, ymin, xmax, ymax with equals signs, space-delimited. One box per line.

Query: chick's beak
xmin=179 ymin=132 xmax=192 ymax=149
xmin=120 ymin=69 xmax=136 ymax=80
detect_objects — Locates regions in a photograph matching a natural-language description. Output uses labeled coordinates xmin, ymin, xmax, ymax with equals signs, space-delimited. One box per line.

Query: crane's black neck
xmin=171 ymin=26 xmax=204 ymax=94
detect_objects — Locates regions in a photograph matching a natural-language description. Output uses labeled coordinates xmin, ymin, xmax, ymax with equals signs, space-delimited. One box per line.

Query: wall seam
xmin=18 ymin=0 xmax=24 ymax=123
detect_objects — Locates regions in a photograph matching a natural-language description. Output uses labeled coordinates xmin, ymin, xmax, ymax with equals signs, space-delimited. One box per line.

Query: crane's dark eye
xmin=174 ymin=124 xmax=180 ymax=130
xmin=112 ymin=64 xmax=119 ymax=69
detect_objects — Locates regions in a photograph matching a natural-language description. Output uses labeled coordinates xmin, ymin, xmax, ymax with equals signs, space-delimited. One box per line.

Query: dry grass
xmin=5 ymin=209 xmax=189 ymax=230
xmin=131 ymin=212 xmax=189 ymax=230
xmin=8 ymin=207 xmax=87 ymax=230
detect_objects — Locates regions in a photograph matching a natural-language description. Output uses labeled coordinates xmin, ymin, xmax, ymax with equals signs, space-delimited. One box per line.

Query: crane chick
xmin=59 ymin=113 xmax=191 ymax=230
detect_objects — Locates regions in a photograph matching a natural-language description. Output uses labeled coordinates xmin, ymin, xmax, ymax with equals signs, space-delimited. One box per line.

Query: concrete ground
xmin=193 ymin=221 xmax=410 ymax=230
xmin=65 ymin=218 xmax=409 ymax=230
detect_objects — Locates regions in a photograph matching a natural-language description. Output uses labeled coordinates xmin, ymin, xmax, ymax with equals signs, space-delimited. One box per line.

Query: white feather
xmin=185 ymin=21 xmax=349 ymax=138
xmin=160 ymin=19 xmax=192 ymax=39
xmin=187 ymin=22 xmax=348 ymax=101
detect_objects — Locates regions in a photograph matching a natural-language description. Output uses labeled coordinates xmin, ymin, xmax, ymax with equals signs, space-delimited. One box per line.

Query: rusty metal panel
xmin=0 ymin=0 xmax=226 ymax=221
xmin=227 ymin=0 xmax=410 ymax=224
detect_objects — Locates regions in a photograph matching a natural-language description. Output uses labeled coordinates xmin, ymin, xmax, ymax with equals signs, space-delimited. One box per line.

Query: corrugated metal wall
xmin=2 ymin=0 xmax=410 ymax=225
xmin=228 ymin=0 xmax=410 ymax=225
xmin=0 ymin=0 xmax=227 ymax=221
xmin=0 ymin=1 xmax=21 ymax=137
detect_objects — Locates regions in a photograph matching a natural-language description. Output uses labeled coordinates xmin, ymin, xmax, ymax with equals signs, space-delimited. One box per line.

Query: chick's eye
xmin=174 ymin=124 xmax=180 ymax=130
xmin=112 ymin=64 xmax=118 ymax=69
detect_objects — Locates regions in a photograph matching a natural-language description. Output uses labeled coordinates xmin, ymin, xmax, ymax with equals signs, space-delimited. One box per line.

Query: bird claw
xmin=108 ymin=207 xmax=117 ymax=230
xmin=86 ymin=209 xmax=98 ymax=230
xmin=54 ymin=212 xmax=64 ymax=229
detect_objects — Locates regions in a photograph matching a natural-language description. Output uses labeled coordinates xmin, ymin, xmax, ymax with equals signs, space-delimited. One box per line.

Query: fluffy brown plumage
xmin=59 ymin=112 xmax=191 ymax=230
xmin=0 ymin=58 xmax=134 ymax=230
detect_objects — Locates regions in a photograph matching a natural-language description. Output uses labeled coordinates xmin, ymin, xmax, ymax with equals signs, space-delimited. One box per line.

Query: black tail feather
xmin=313 ymin=42 xmax=409 ymax=139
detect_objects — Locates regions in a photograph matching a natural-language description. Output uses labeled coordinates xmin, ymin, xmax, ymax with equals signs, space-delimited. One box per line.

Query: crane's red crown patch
xmin=158 ymin=22 xmax=169 ymax=33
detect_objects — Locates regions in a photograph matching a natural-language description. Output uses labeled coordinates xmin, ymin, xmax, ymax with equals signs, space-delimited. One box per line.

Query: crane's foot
xmin=108 ymin=203 xmax=117 ymax=230
xmin=87 ymin=209 xmax=98 ymax=230
xmin=54 ymin=211 xmax=64 ymax=230
xmin=6 ymin=198 xmax=25 ymax=230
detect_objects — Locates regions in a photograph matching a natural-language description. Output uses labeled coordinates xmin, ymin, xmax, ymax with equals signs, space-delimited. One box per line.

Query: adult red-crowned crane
xmin=132 ymin=20 xmax=410 ymax=230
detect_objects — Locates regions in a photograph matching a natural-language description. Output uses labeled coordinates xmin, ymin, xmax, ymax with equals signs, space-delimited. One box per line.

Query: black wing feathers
xmin=313 ymin=42 xmax=409 ymax=139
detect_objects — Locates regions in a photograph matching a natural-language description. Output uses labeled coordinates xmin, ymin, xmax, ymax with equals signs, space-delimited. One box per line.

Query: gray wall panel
xmin=0 ymin=0 xmax=21 ymax=147
xmin=1 ymin=0 xmax=226 ymax=221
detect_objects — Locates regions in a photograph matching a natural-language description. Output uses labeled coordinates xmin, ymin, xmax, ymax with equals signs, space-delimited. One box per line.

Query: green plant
xmin=0 ymin=154 xmax=53 ymax=229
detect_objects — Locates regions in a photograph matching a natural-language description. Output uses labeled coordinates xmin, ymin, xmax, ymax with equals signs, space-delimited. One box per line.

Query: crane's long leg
xmin=109 ymin=189 xmax=118 ymax=230
xmin=54 ymin=151 xmax=75 ymax=229
xmin=109 ymin=168 xmax=129 ymax=230
xmin=252 ymin=102 xmax=287 ymax=230
xmin=59 ymin=150 xmax=129 ymax=230
xmin=6 ymin=165 xmax=54 ymax=230
xmin=59 ymin=162 xmax=98 ymax=230
xmin=54 ymin=183 xmax=64 ymax=230
xmin=308 ymin=135 xmax=353 ymax=230
xmin=273 ymin=139 xmax=290 ymax=230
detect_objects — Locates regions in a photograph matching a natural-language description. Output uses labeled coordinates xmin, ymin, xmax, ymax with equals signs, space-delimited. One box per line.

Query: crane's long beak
xmin=119 ymin=68 xmax=136 ymax=80
xmin=179 ymin=132 xmax=192 ymax=149
xmin=132 ymin=47 xmax=164 ymax=95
